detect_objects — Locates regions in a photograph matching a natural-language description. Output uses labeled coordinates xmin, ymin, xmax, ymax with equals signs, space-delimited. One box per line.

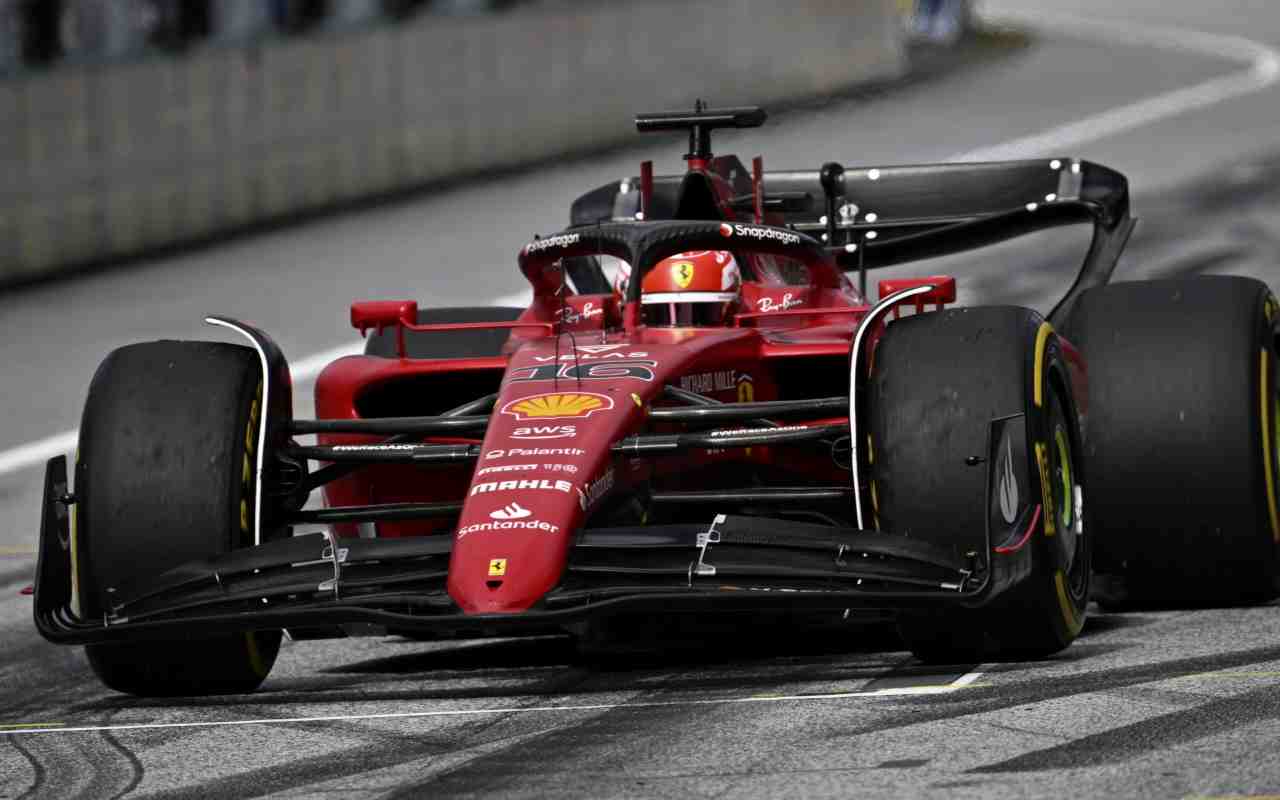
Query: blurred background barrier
xmin=0 ymin=0 xmax=921 ymax=286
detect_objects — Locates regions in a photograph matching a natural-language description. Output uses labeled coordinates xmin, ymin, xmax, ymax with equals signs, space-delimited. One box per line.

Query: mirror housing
xmin=351 ymin=301 xmax=418 ymax=337
xmin=878 ymin=276 xmax=957 ymax=307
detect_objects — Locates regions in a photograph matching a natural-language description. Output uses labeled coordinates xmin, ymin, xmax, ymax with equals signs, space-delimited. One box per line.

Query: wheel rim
xmin=1049 ymin=394 xmax=1087 ymax=599
xmin=1054 ymin=426 xmax=1074 ymax=535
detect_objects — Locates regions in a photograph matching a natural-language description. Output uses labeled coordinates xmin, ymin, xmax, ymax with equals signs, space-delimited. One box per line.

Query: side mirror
xmin=878 ymin=277 xmax=957 ymax=316
xmin=350 ymin=301 xmax=418 ymax=337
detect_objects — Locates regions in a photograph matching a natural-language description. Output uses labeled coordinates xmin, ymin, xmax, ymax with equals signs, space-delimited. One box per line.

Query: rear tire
xmin=869 ymin=306 xmax=1090 ymax=663
xmin=1063 ymin=276 xmax=1280 ymax=606
xmin=76 ymin=341 xmax=281 ymax=696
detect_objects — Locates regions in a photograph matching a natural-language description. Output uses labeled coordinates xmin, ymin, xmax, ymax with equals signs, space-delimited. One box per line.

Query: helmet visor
xmin=642 ymin=302 xmax=731 ymax=327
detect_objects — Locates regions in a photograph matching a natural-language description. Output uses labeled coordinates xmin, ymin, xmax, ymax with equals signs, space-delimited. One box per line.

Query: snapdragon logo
xmin=525 ymin=233 xmax=581 ymax=254
xmin=722 ymin=224 xmax=801 ymax=246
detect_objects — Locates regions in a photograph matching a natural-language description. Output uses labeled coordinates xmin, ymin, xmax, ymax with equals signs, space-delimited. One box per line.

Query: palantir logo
xmin=490 ymin=502 xmax=532 ymax=521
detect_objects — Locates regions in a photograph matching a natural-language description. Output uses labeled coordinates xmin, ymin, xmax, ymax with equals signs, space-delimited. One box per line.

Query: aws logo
xmin=501 ymin=392 xmax=613 ymax=421
xmin=511 ymin=425 xmax=577 ymax=440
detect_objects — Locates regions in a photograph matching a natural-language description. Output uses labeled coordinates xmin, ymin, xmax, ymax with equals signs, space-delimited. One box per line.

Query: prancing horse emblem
xmin=672 ymin=262 xmax=695 ymax=288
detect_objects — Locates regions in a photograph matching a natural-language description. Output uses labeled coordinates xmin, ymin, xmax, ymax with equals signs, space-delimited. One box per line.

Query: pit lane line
xmin=958 ymin=3 xmax=1280 ymax=161
xmin=0 ymin=669 xmax=984 ymax=737
xmin=2 ymin=9 xmax=1277 ymax=480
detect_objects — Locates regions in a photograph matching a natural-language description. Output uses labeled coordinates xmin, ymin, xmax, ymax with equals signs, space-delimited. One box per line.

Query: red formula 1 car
xmin=34 ymin=107 xmax=1280 ymax=695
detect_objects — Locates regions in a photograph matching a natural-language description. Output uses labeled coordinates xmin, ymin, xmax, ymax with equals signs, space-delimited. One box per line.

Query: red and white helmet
xmin=613 ymin=251 xmax=741 ymax=327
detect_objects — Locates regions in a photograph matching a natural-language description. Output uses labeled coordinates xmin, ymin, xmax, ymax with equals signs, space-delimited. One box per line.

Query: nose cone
xmin=447 ymin=333 xmax=751 ymax=614
xmin=447 ymin=385 xmax=637 ymax=614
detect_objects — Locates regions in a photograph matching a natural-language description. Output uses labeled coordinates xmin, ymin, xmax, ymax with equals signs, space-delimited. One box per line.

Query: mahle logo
xmin=501 ymin=392 xmax=613 ymax=421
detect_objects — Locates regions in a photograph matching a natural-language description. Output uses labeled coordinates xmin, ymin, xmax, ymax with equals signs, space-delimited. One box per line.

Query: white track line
xmin=956 ymin=5 xmax=1280 ymax=161
xmin=0 ymin=673 xmax=982 ymax=736
xmin=0 ymin=431 xmax=81 ymax=477
xmin=3 ymin=9 xmax=1277 ymax=479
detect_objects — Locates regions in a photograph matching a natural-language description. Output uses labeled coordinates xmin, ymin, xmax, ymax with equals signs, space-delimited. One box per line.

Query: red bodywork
xmin=314 ymin=153 xmax=1087 ymax=617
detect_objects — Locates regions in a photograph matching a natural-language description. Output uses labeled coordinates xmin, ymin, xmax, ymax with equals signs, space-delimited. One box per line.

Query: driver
xmin=613 ymin=250 xmax=742 ymax=327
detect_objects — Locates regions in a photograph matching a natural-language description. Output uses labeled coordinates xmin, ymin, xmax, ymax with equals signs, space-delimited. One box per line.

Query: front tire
xmin=869 ymin=306 xmax=1089 ymax=663
xmin=76 ymin=341 xmax=281 ymax=696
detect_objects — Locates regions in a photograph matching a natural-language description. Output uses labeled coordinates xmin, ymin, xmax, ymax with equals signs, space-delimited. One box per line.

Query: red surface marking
xmin=994 ymin=504 xmax=1043 ymax=554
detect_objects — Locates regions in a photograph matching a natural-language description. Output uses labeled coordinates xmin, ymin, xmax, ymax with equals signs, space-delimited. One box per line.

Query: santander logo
xmin=490 ymin=502 xmax=532 ymax=521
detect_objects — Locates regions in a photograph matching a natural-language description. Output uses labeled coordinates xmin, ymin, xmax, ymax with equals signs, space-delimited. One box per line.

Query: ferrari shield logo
xmin=488 ymin=558 xmax=507 ymax=577
xmin=672 ymin=262 xmax=695 ymax=288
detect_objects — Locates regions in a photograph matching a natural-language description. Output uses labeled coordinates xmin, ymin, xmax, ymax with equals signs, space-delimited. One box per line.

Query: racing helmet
xmin=613 ymin=250 xmax=742 ymax=327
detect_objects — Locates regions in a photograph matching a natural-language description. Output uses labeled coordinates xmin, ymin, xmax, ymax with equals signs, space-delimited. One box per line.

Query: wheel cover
xmin=1054 ymin=426 xmax=1074 ymax=534
xmin=1049 ymin=397 xmax=1087 ymax=601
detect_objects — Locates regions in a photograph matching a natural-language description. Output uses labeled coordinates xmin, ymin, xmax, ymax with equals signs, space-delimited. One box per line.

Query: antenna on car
xmin=820 ymin=161 xmax=867 ymax=297
xmin=635 ymin=103 xmax=767 ymax=166
xmin=752 ymin=156 xmax=765 ymax=224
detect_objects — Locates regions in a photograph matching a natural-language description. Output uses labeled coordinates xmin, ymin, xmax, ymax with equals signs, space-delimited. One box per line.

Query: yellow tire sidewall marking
xmin=1036 ymin=323 xmax=1082 ymax=637
xmin=1036 ymin=441 xmax=1056 ymax=537
xmin=241 ymin=381 xmax=262 ymax=538
xmin=1054 ymin=569 xmax=1084 ymax=636
xmin=245 ymin=632 xmax=267 ymax=678
xmin=1033 ymin=322 xmax=1054 ymax=409
xmin=1262 ymin=349 xmax=1280 ymax=543
xmin=70 ymin=449 xmax=81 ymax=619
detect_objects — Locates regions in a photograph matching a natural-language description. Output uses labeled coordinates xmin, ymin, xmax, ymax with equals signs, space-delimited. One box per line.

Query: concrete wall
xmin=0 ymin=0 xmax=906 ymax=285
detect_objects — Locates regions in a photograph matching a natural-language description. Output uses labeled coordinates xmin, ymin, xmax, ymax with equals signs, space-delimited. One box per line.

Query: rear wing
xmin=569 ymin=158 xmax=1135 ymax=327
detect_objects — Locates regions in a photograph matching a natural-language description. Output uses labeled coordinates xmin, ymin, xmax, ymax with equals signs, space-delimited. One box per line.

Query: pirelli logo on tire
xmin=241 ymin=380 xmax=262 ymax=535
xmin=1035 ymin=441 xmax=1056 ymax=537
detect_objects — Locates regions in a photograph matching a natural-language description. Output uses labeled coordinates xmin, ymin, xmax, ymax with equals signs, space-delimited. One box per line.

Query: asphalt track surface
xmin=4 ymin=0 xmax=1280 ymax=796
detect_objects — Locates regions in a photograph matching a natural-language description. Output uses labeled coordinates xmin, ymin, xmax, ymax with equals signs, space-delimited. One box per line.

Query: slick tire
xmin=365 ymin=306 xmax=524 ymax=359
xmin=870 ymin=306 xmax=1090 ymax=663
xmin=1063 ymin=276 xmax=1280 ymax=606
xmin=76 ymin=341 xmax=281 ymax=696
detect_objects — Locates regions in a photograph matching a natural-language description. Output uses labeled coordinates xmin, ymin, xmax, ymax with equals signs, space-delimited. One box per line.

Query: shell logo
xmin=501 ymin=392 xmax=615 ymax=420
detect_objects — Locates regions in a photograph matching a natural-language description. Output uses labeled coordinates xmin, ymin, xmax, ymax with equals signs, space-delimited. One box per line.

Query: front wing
xmin=34 ymin=456 xmax=1018 ymax=645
